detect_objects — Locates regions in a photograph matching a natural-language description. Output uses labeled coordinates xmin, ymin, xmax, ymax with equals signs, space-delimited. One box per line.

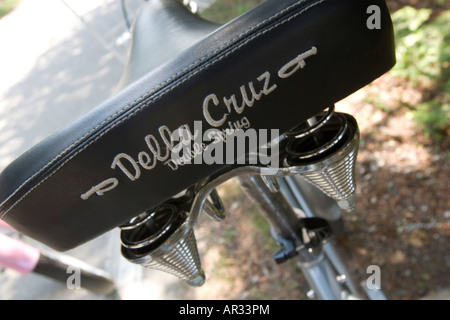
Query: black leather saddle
xmin=0 ymin=0 xmax=395 ymax=251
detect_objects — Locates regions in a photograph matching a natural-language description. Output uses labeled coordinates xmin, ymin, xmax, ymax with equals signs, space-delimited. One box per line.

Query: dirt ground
xmin=188 ymin=0 xmax=450 ymax=300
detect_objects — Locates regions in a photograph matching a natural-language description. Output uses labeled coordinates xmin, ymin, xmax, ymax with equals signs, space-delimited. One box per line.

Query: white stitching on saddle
xmin=0 ymin=0 xmax=326 ymax=218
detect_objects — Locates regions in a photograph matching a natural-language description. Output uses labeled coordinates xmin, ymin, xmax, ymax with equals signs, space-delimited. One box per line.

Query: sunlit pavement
xmin=0 ymin=0 xmax=194 ymax=300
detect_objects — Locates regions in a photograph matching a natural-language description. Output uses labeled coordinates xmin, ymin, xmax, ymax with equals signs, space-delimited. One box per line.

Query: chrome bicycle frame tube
xmin=237 ymin=173 xmax=359 ymax=300
xmin=277 ymin=175 xmax=363 ymax=298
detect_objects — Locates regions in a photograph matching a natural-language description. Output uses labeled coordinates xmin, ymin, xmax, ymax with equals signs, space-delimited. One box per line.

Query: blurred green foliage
xmin=392 ymin=7 xmax=450 ymax=140
xmin=0 ymin=0 xmax=21 ymax=18
xmin=200 ymin=0 xmax=265 ymax=23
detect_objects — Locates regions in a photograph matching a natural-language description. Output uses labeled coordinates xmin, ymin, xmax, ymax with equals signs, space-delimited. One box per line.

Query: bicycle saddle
xmin=0 ymin=0 xmax=395 ymax=251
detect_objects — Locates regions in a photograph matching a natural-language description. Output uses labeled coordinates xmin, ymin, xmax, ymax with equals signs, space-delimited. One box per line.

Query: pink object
xmin=0 ymin=233 xmax=40 ymax=274
xmin=0 ymin=220 xmax=14 ymax=231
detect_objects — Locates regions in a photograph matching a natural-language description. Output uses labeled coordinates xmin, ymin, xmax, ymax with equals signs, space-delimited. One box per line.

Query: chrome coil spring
xmin=120 ymin=204 xmax=185 ymax=256
xmin=285 ymin=105 xmax=351 ymax=164
xmin=120 ymin=203 xmax=205 ymax=286
xmin=284 ymin=105 xmax=360 ymax=212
